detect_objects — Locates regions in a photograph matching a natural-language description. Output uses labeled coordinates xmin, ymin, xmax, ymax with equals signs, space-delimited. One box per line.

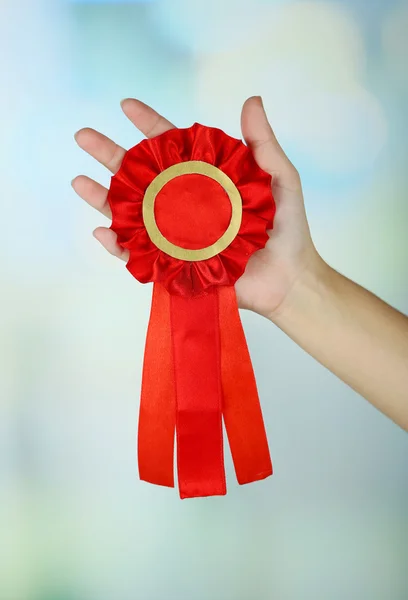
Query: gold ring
xmin=142 ymin=161 xmax=242 ymax=262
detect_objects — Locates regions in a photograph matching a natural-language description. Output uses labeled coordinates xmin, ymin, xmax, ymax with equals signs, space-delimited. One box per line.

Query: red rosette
xmin=107 ymin=123 xmax=275 ymax=498
xmin=108 ymin=123 xmax=275 ymax=295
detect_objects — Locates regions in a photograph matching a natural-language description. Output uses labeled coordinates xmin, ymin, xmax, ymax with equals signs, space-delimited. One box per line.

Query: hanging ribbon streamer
xmin=108 ymin=123 xmax=275 ymax=498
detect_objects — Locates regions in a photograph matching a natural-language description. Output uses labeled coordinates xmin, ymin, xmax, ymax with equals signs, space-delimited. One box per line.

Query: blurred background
xmin=1 ymin=0 xmax=408 ymax=598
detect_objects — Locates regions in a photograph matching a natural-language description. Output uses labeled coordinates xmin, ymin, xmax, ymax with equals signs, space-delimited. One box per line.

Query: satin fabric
xmin=218 ymin=286 xmax=273 ymax=484
xmin=155 ymin=173 xmax=232 ymax=249
xmin=139 ymin=283 xmax=272 ymax=497
xmin=108 ymin=124 xmax=275 ymax=498
xmin=138 ymin=283 xmax=175 ymax=487
xmin=171 ymin=289 xmax=226 ymax=498
xmin=108 ymin=123 xmax=275 ymax=296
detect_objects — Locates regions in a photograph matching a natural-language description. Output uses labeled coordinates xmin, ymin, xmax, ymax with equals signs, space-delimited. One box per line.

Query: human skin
xmin=72 ymin=96 xmax=408 ymax=431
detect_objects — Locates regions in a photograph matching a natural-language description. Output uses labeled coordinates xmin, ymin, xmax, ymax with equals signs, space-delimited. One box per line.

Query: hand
xmin=73 ymin=97 xmax=324 ymax=319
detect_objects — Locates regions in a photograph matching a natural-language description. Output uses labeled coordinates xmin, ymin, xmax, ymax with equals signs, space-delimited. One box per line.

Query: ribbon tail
xmin=138 ymin=283 xmax=176 ymax=487
xmin=218 ymin=286 xmax=273 ymax=484
xmin=171 ymin=289 xmax=226 ymax=499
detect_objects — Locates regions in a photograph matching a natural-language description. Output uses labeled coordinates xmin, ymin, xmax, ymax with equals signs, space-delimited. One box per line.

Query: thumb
xmin=241 ymin=96 xmax=300 ymax=191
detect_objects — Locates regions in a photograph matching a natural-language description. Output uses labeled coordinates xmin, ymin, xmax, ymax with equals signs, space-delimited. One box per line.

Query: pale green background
xmin=1 ymin=1 xmax=407 ymax=599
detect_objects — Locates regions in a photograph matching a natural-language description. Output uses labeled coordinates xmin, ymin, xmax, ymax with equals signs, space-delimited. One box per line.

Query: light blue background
xmin=1 ymin=1 xmax=407 ymax=599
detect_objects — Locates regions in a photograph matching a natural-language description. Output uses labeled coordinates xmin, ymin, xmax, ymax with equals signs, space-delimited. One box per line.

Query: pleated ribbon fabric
xmin=107 ymin=123 xmax=275 ymax=498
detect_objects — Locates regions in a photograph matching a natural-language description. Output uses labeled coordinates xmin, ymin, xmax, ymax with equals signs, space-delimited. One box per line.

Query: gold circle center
xmin=142 ymin=161 xmax=242 ymax=262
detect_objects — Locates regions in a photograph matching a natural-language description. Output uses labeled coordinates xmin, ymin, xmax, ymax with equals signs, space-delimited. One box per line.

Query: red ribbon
xmin=138 ymin=283 xmax=175 ymax=487
xmin=108 ymin=124 xmax=275 ymax=498
xmin=171 ymin=289 xmax=226 ymax=498
xmin=138 ymin=283 xmax=272 ymax=498
xmin=219 ymin=286 xmax=272 ymax=485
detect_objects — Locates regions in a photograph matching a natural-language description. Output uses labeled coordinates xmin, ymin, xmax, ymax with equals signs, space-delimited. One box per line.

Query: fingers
xmin=121 ymin=98 xmax=175 ymax=138
xmin=74 ymin=99 xmax=175 ymax=176
xmin=74 ymin=99 xmax=175 ymax=264
xmin=93 ymin=227 xmax=129 ymax=262
xmin=241 ymin=96 xmax=285 ymax=155
xmin=71 ymin=175 xmax=111 ymax=218
xmin=74 ymin=128 xmax=126 ymax=174
xmin=72 ymin=180 xmax=129 ymax=261
xmin=241 ymin=96 xmax=301 ymax=191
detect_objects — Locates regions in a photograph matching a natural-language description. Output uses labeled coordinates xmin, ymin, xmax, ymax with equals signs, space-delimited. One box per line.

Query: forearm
xmin=271 ymin=259 xmax=408 ymax=430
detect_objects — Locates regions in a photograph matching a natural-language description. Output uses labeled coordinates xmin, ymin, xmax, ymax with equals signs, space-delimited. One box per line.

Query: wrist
xmin=268 ymin=254 xmax=335 ymax=327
